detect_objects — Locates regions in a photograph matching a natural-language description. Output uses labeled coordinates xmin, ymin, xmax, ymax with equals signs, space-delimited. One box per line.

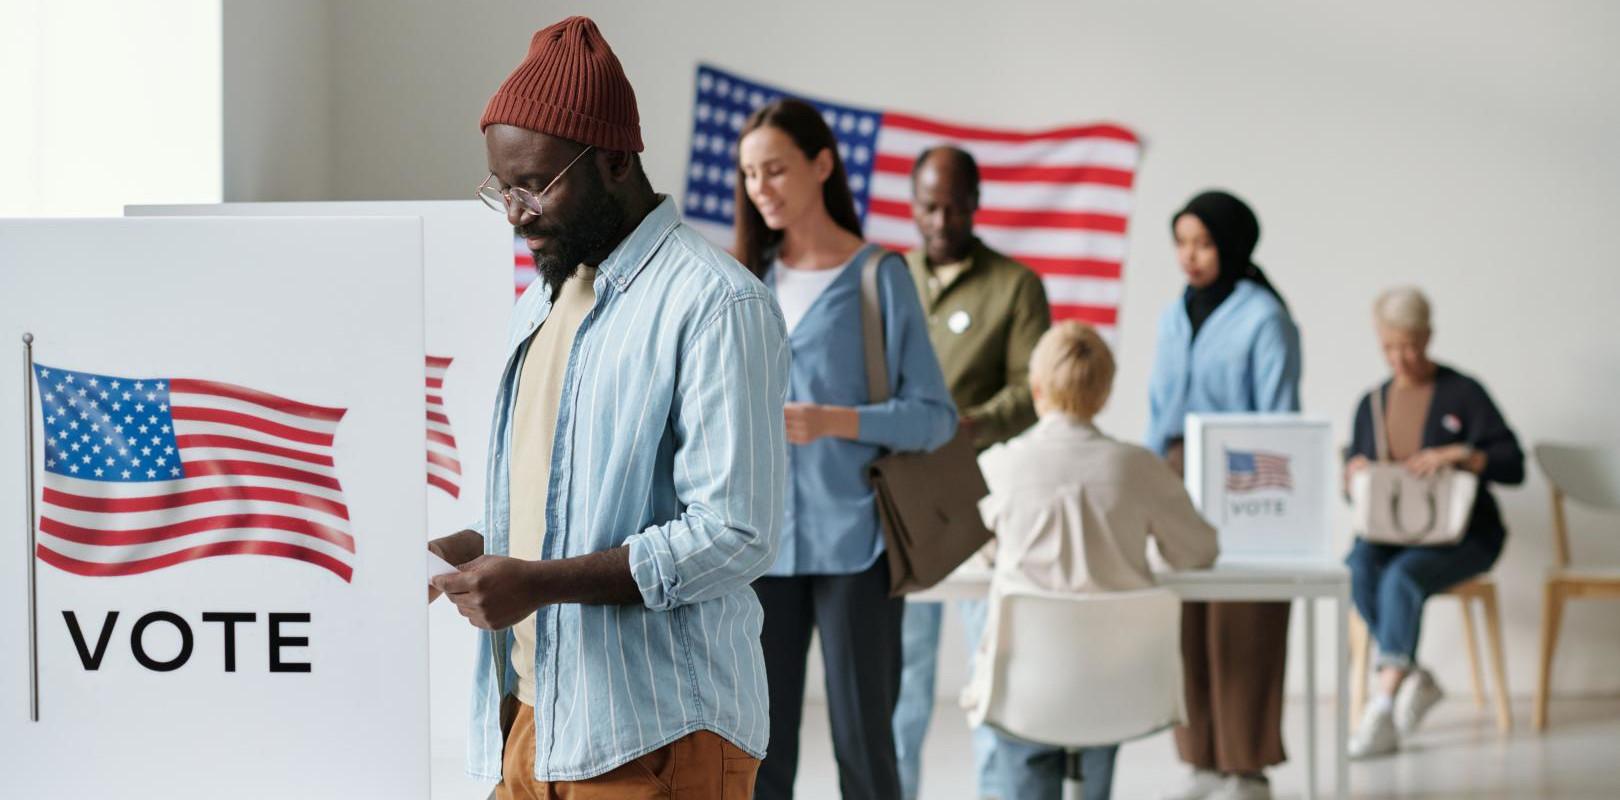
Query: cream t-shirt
xmin=509 ymin=267 xmax=596 ymax=707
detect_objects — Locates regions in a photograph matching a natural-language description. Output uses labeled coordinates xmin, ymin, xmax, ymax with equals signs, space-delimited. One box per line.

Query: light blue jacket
xmin=464 ymin=198 xmax=790 ymax=781
xmin=1146 ymin=278 xmax=1302 ymax=455
xmin=763 ymin=246 xmax=957 ymax=576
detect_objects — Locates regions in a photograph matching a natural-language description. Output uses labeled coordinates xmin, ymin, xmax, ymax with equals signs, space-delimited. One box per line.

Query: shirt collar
xmin=908 ymin=238 xmax=984 ymax=292
xmin=1035 ymin=412 xmax=1103 ymax=438
xmin=594 ymin=195 xmax=680 ymax=291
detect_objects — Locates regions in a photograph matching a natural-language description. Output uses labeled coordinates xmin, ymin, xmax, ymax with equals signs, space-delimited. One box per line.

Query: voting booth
xmin=127 ymin=201 xmax=512 ymax=793
xmin=1183 ymin=413 xmax=1336 ymax=563
xmin=0 ymin=217 xmax=431 ymax=798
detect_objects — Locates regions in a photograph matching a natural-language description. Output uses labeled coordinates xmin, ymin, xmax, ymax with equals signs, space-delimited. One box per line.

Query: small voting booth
xmin=1 ymin=217 xmax=431 ymax=798
xmin=127 ymin=202 xmax=513 ymax=795
xmin=1184 ymin=414 xmax=1336 ymax=563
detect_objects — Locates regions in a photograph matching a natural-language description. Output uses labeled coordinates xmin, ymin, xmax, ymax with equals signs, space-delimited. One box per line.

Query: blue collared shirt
xmin=763 ymin=246 xmax=957 ymax=576
xmin=1146 ymin=278 xmax=1302 ymax=455
xmin=463 ymin=197 xmax=790 ymax=782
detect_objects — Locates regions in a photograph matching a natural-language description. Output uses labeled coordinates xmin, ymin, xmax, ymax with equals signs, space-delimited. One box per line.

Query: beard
xmin=519 ymin=173 xmax=626 ymax=293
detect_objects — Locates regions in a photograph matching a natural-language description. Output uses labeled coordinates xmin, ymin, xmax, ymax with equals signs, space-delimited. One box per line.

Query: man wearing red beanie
xmin=429 ymin=16 xmax=788 ymax=798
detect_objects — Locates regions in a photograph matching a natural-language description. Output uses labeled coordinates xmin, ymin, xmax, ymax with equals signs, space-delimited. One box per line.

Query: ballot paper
xmin=428 ymin=550 xmax=459 ymax=583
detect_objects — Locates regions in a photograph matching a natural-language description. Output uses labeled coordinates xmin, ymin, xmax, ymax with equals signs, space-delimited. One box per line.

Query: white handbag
xmin=1349 ymin=385 xmax=1477 ymax=546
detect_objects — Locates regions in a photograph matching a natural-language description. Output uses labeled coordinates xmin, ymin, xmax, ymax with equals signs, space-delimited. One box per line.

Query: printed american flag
xmin=424 ymin=355 xmax=462 ymax=498
xmin=676 ymin=63 xmax=1142 ymax=338
xmin=1226 ymin=449 xmax=1293 ymax=493
xmin=33 ymin=363 xmax=356 ymax=581
xmin=514 ymin=237 xmax=539 ymax=299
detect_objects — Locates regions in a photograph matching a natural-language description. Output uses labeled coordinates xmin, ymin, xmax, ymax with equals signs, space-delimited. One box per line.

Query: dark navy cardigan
xmin=1347 ymin=364 xmax=1525 ymax=542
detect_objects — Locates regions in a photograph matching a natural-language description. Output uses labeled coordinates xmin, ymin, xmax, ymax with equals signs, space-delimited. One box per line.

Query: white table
xmin=914 ymin=560 xmax=1351 ymax=800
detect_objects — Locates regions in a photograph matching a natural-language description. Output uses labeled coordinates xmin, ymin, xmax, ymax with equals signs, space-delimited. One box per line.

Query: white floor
xmin=792 ymin=697 xmax=1620 ymax=800
xmin=430 ymin=697 xmax=1620 ymax=798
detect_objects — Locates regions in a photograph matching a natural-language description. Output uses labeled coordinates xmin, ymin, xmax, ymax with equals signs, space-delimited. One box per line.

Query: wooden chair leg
xmin=1535 ymin=582 xmax=1565 ymax=732
xmin=1479 ymin=584 xmax=1513 ymax=734
xmin=1349 ymin=609 xmax=1370 ymax=721
xmin=1458 ymin=594 xmax=1487 ymax=710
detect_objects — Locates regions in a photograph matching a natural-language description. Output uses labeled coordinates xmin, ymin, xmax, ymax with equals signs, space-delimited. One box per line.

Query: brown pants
xmin=1174 ymin=601 xmax=1291 ymax=774
xmin=496 ymin=702 xmax=760 ymax=799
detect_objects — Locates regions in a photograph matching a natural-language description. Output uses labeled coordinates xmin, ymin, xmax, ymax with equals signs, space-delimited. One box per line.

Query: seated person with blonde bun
xmin=964 ymin=321 xmax=1220 ymax=800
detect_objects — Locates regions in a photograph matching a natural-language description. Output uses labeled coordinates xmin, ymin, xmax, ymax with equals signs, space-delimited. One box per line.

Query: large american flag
xmin=676 ymin=63 xmax=1142 ymax=338
xmin=1226 ymin=449 xmax=1293 ymax=493
xmin=424 ymin=355 xmax=462 ymax=498
xmin=33 ymin=363 xmax=356 ymax=581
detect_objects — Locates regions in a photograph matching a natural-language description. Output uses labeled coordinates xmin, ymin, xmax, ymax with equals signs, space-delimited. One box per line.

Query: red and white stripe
xmin=425 ymin=355 xmax=462 ymax=498
xmin=514 ymin=237 xmax=539 ymax=298
xmin=36 ymin=380 xmax=355 ymax=581
xmin=863 ymin=114 xmax=1141 ymax=339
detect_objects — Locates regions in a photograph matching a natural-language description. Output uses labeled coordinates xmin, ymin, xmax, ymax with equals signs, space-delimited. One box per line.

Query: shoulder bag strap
xmin=1370 ymin=384 xmax=1390 ymax=463
xmin=858 ymin=247 xmax=892 ymax=405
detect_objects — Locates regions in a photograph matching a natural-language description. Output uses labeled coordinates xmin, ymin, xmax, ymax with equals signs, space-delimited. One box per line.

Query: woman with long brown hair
xmin=736 ymin=98 xmax=956 ymax=800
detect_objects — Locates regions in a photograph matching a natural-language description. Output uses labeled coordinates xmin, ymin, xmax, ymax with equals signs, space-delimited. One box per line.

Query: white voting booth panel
xmin=129 ymin=201 xmax=511 ymax=791
xmin=1184 ymin=413 xmax=1335 ymax=563
xmin=0 ymin=217 xmax=430 ymax=798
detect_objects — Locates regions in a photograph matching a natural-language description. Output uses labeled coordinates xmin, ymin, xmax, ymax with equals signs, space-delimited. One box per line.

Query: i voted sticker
xmin=947 ymin=310 xmax=971 ymax=334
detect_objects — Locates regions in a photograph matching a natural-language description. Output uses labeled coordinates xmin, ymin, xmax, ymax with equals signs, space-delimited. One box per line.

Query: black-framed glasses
xmin=476 ymin=145 xmax=594 ymax=218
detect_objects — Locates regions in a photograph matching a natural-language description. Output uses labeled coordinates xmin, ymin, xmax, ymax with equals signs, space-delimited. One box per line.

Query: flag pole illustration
xmin=22 ymin=333 xmax=40 ymax=722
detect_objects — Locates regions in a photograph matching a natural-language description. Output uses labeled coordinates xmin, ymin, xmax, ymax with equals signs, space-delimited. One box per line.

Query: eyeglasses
xmin=476 ymin=145 xmax=594 ymax=218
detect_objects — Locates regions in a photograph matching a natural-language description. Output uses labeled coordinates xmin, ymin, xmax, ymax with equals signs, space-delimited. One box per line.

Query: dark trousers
xmin=1346 ymin=527 xmax=1503 ymax=669
xmin=752 ymin=558 xmax=904 ymax=800
xmin=1174 ymin=601 xmax=1291 ymax=774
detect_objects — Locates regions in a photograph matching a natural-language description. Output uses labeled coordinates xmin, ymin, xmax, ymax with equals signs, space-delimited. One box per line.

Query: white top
xmin=771 ymin=258 xmax=844 ymax=334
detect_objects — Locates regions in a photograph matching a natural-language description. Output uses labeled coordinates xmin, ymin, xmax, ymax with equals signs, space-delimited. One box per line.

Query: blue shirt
xmin=464 ymin=197 xmax=790 ymax=782
xmin=1146 ymin=278 xmax=1302 ymax=455
xmin=763 ymin=245 xmax=957 ymax=576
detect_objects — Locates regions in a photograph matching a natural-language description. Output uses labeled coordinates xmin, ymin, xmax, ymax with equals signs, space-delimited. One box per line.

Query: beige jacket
xmin=963 ymin=415 xmax=1219 ymax=711
xmin=977 ymin=414 xmax=1219 ymax=592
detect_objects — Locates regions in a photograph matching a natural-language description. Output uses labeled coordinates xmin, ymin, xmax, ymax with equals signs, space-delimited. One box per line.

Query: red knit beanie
xmin=480 ymin=16 xmax=643 ymax=152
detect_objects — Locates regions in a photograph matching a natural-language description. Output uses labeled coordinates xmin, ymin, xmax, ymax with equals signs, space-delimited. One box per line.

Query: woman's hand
xmin=1346 ymin=454 xmax=1371 ymax=478
xmin=784 ymin=403 xmax=860 ymax=445
xmin=1405 ymin=445 xmax=1478 ymax=478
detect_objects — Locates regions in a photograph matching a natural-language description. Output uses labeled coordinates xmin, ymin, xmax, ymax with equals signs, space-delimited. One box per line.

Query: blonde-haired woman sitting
xmin=966 ymin=322 xmax=1220 ymax=800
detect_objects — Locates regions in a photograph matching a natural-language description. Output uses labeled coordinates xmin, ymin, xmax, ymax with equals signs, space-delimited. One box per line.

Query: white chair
xmin=1533 ymin=442 xmax=1620 ymax=731
xmin=971 ymin=586 xmax=1184 ymax=800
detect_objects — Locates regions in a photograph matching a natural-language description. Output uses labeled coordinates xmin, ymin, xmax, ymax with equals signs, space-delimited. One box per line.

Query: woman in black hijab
xmin=1179 ymin=190 xmax=1286 ymax=336
xmin=1147 ymin=190 xmax=1302 ymax=800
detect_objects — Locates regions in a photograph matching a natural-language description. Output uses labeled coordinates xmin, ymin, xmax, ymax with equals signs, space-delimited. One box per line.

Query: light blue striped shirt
xmin=463 ymin=197 xmax=790 ymax=782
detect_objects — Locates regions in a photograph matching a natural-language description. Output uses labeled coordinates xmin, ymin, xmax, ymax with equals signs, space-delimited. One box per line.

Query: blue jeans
xmin=994 ymin=732 xmax=1118 ymax=800
xmin=1346 ymin=526 xmax=1503 ymax=669
xmin=894 ymin=599 xmax=1001 ymax=799
xmin=895 ymin=601 xmax=941 ymax=800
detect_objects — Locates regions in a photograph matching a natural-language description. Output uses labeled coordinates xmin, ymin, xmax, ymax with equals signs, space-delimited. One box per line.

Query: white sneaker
xmin=1162 ymin=768 xmax=1227 ymax=800
xmin=1208 ymin=774 xmax=1273 ymax=800
xmin=1349 ymin=702 xmax=1400 ymax=760
xmin=1393 ymin=667 xmax=1444 ymax=735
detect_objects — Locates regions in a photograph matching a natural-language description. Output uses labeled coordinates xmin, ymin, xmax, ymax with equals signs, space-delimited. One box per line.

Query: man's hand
xmin=427 ymin=529 xmax=484 ymax=604
xmin=785 ymin=403 xmax=859 ymax=445
xmin=431 ymin=555 xmax=544 ymax=630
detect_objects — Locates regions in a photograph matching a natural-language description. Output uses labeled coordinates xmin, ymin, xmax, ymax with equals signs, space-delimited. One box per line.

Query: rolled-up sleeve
xmin=626 ymin=294 xmax=790 ymax=611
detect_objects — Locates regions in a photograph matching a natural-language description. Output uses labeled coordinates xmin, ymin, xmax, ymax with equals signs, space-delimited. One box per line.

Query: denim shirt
xmin=463 ymin=197 xmax=790 ymax=782
xmin=1146 ymin=278 xmax=1302 ymax=455
xmin=763 ymin=246 xmax=957 ymax=576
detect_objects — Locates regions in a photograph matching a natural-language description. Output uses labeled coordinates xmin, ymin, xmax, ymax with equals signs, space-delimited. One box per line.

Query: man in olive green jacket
xmin=892 ymin=146 xmax=1050 ymax=800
